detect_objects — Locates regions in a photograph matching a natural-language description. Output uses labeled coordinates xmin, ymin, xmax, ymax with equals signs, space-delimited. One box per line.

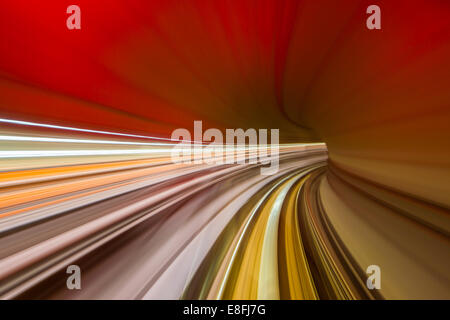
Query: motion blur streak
xmin=0 ymin=0 xmax=449 ymax=299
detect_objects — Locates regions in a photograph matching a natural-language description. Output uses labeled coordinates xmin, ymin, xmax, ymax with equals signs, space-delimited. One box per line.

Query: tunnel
xmin=0 ymin=0 xmax=449 ymax=299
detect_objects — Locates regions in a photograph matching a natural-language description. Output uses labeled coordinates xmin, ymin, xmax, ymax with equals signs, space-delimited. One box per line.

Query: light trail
xmin=0 ymin=118 xmax=179 ymax=142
